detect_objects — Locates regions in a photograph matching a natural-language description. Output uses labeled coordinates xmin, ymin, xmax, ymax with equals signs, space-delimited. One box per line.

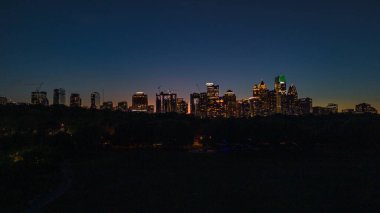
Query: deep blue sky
xmin=1 ymin=0 xmax=380 ymax=110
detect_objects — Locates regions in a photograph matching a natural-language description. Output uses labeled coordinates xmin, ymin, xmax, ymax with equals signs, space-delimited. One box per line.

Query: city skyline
xmin=1 ymin=1 xmax=380 ymax=110
xmin=1 ymin=74 xmax=378 ymax=115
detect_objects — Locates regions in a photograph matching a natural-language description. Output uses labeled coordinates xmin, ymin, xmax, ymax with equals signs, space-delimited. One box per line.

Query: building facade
xmin=53 ymin=88 xmax=66 ymax=105
xmin=69 ymin=93 xmax=81 ymax=107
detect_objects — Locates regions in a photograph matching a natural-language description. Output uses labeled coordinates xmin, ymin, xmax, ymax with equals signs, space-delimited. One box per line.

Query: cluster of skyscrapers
xmin=190 ymin=75 xmax=314 ymax=118
xmin=0 ymin=75 xmax=377 ymax=116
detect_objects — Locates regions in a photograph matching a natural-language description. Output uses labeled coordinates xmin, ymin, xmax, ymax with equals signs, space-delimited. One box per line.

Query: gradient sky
xmin=1 ymin=0 xmax=380 ymax=110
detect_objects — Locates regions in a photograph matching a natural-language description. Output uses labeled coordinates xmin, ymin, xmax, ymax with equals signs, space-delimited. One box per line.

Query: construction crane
xmin=196 ymin=84 xmax=201 ymax=92
xmin=35 ymin=82 xmax=44 ymax=92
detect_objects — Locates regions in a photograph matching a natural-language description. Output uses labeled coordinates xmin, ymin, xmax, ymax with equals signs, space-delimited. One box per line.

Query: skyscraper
xmin=287 ymin=84 xmax=299 ymax=115
xmin=251 ymin=81 xmax=270 ymax=116
xmin=199 ymin=92 xmax=208 ymax=118
xmin=70 ymin=93 xmax=81 ymax=107
xmin=190 ymin=93 xmax=201 ymax=117
xmin=31 ymin=91 xmax=49 ymax=106
xmin=274 ymin=75 xmax=287 ymax=114
xmin=206 ymin=83 xmax=222 ymax=118
xmin=53 ymin=88 xmax=66 ymax=105
xmin=90 ymin=92 xmax=101 ymax=109
xmin=132 ymin=92 xmax=148 ymax=112
xmin=156 ymin=92 xmax=177 ymax=113
xmin=299 ymin=97 xmax=312 ymax=115
xmin=237 ymin=99 xmax=251 ymax=118
xmin=223 ymin=90 xmax=237 ymax=118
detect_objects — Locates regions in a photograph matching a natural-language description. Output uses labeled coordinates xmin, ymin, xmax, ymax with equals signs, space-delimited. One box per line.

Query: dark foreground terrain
xmin=42 ymin=150 xmax=380 ymax=212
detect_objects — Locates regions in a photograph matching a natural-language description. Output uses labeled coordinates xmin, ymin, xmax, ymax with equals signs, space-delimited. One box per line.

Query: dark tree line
xmin=0 ymin=105 xmax=380 ymax=153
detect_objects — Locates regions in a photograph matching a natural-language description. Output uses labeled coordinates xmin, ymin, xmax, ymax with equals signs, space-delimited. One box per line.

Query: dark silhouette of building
xmin=53 ymin=88 xmax=66 ymax=105
xmin=101 ymin=101 xmax=113 ymax=110
xmin=176 ymin=98 xmax=188 ymax=114
xmin=190 ymin=93 xmax=201 ymax=117
xmin=223 ymin=90 xmax=237 ymax=118
xmin=299 ymin=97 xmax=312 ymax=115
xmin=91 ymin=92 xmax=101 ymax=109
xmin=237 ymin=99 xmax=251 ymax=118
xmin=31 ymin=91 xmax=49 ymax=106
xmin=287 ymin=84 xmax=299 ymax=115
xmin=69 ymin=93 xmax=81 ymax=107
xmin=0 ymin=96 xmax=8 ymax=105
xmin=117 ymin=101 xmax=128 ymax=112
xmin=326 ymin=103 xmax=338 ymax=114
xmin=355 ymin=103 xmax=377 ymax=114
xmin=156 ymin=92 xmax=177 ymax=113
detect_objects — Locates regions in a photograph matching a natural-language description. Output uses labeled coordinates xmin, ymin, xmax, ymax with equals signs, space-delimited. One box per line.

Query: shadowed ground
xmin=45 ymin=150 xmax=380 ymax=212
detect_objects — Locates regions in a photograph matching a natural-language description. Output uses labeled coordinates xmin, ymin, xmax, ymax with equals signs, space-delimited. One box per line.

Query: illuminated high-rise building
xmin=287 ymin=84 xmax=299 ymax=115
xmin=90 ymin=92 xmax=101 ymax=109
xmin=206 ymin=83 xmax=222 ymax=118
xmin=69 ymin=93 xmax=81 ymax=107
xmin=223 ymin=90 xmax=237 ymax=118
xmin=156 ymin=92 xmax=177 ymax=113
xmin=274 ymin=75 xmax=287 ymax=114
xmin=176 ymin=98 xmax=188 ymax=114
xmin=299 ymin=97 xmax=312 ymax=114
xmin=31 ymin=91 xmax=49 ymax=106
xmin=53 ymin=88 xmax=66 ymax=105
xmin=132 ymin=92 xmax=148 ymax=112
xmin=251 ymin=81 xmax=270 ymax=116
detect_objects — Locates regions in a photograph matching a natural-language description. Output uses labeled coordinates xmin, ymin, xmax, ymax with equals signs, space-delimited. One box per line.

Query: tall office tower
xmin=90 ymin=92 xmax=101 ymax=109
xmin=199 ymin=92 xmax=208 ymax=118
xmin=206 ymin=83 xmax=222 ymax=118
xmin=237 ymin=99 xmax=251 ymax=118
xmin=156 ymin=92 xmax=177 ymax=113
xmin=223 ymin=90 xmax=237 ymax=118
xmin=132 ymin=92 xmax=148 ymax=112
xmin=287 ymin=84 xmax=299 ymax=115
xmin=326 ymin=103 xmax=338 ymax=114
xmin=274 ymin=75 xmax=287 ymax=114
xmin=53 ymin=88 xmax=66 ymax=105
xmin=0 ymin=97 xmax=8 ymax=105
xmin=69 ymin=93 xmax=81 ymax=107
xmin=253 ymin=81 xmax=271 ymax=116
xmin=299 ymin=97 xmax=313 ymax=115
xmin=176 ymin=98 xmax=188 ymax=114
xmin=190 ymin=93 xmax=201 ymax=117
xmin=31 ymin=91 xmax=49 ymax=106
xmin=355 ymin=103 xmax=377 ymax=114
xmin=117 ymin=101 xmax=128 ymax=112
xmin=268 ymin=90 xmax=277 ymax=115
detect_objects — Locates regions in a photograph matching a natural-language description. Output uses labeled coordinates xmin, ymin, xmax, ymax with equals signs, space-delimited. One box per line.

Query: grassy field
xmin=44 ymin=150 xmax=380 ymax=212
